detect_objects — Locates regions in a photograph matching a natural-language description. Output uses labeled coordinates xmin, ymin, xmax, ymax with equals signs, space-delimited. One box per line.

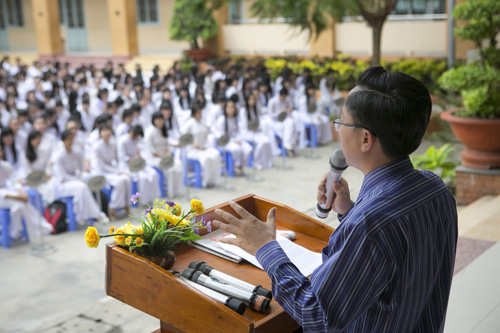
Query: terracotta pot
xmin=183 ymin=49 xmax=211 ymax=61
xmin=440 ymin=109 xmax=500 ymax=169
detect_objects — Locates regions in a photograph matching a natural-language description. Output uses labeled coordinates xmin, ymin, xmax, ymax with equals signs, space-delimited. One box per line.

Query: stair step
xmin=458 ymin=195 xmax=497 ymax=236
xmin=463 ymin=213 xmax=500 ymax=242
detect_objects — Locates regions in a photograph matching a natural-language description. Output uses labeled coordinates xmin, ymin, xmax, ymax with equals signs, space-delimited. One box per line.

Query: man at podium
xmin=214 ymin=67 xmax=458 ymax=332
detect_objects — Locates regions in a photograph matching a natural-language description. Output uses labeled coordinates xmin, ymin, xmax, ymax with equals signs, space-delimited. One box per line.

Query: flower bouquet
xmin=85 ymin=193 xmax=210 ymax=269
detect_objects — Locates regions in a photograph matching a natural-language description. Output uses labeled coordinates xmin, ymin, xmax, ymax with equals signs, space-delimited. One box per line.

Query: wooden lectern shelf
xmin=106 ymin=194 xmax=334 ymax=333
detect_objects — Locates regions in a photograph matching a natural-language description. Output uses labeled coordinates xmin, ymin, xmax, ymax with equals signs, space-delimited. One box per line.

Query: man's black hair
xmin=344 ymin=66 xmax=431 ymax=159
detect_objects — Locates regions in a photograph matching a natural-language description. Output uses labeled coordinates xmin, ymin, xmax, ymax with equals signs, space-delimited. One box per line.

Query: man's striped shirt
xmin=256 ymin=157 xmax=458 ymax=332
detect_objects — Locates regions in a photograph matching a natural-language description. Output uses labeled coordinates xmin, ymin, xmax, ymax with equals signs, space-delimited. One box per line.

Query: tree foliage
xmin=250 ymin=0 xmax=398 ymax=66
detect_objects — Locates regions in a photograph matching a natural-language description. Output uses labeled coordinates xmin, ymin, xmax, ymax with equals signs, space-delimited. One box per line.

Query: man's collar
xmin=357 ymin=157 xmax=414 ymax=201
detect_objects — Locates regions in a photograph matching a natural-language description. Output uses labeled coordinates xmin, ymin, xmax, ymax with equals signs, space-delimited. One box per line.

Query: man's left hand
xmin=213 ymin=201 xmax=277 ymax=255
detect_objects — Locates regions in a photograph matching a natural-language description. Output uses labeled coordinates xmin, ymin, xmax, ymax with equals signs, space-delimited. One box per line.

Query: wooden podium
xmin=106 ymin=194 xmax=334 ymax=332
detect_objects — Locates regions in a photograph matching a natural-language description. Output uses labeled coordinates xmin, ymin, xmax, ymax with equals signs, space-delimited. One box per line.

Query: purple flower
xmin=207 ymin=221 xmax=212 ymax=233
xmin=191 ymin=221 xmax=199 ymax=235
xmin=165 ymin=201 xmax=175 ymax=207
xmin=201 ymin=215 xmax=206 ymax=226
xmin=145 ymin=206 xmax=153 ymax=214
xmin=131 ymin=192 xmax=141 ymax=204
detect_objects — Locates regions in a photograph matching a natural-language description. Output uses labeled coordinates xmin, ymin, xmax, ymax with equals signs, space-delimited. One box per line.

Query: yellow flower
xmin=135 ymin=237 xmax=143 ymax=246
xmin=125 ymin=236 xmax=133 ymax=246
xmin=114 ymin=229 xmax=125 ymax=245
xmin=172 ymin=203 xmax=182 ymax=216
xmin=85 ymin=227 xmax=100 ymax=248
xmin=136 ymin=227 xmax=144 ymax=234
xmin=109 ymin=226 xmax=115 ymax=234
xmin=191 ymin=199 xmax=204 ymax=215
xmin=127 ymin=221 xmax=132 ymax=225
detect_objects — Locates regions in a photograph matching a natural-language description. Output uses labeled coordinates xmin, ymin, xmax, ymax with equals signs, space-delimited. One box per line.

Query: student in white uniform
xmin=173 ymin=85 xmax=192 ymax=127
xmin=0 ymin=145 xmax=53 ymax=239
xmin=32 ymin=115 xmax=57 ymax=156
xmin=143 ymin=112 xmax=185 ymax=198
xmin=298 ymin=84 xmax=334 ymax=146
xmin=239 ymin=94 xmax=273 ymax=169
xmin=160 ymin=102 xmax=181 ymax=140
xmin=91 ymin=125 xmax=131 ymax=220
xmin=1 ymin=127 xmax=22 ymax=178
xmin=215 ymin=100 xmax=252 ymax=174
xmin=117 ymin=125 xmax=162 ymax=203
xmin=268 ymin=88 xmax=300 ymax=155
xmin=182 ymin=101 xmax=221 ymax=188
xmin=53 ymin=130 xmax=107 ymax=224
xmin=115 ymin=108 xmax=134 ymax=139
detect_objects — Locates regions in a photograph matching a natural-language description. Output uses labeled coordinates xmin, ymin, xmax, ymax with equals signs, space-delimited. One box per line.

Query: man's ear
xmin=360 ymin=130 xmax=375 ymax=153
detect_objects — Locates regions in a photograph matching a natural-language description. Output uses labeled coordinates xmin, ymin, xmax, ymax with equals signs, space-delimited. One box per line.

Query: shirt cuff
xmin=256 ymin=240 xmax=290 ymax=274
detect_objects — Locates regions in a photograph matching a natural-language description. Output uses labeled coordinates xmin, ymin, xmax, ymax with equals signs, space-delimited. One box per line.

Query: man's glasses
xmin=332 ymin=118 xmax=378 ymax=137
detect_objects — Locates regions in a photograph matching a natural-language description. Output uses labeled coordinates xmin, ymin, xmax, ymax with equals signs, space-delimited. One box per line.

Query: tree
xmin=251 ymin=0 xmax=399 ymax=66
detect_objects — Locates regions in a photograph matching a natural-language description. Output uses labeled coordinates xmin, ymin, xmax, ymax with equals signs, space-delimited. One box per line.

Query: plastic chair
xmin=59 ymin=196 xmax=94 ymax=232
xmin=183 ymin=159 xmax=203 ymax=188
xmin=0 ymin=208 xmax=30 ymax=249
xmin=153 ymin=167 xmax=167 ymax=197
xmin=131 ymin=180 xmax=138 ymax=207
xmin=274 ymin=132 xmax=290 ymax=157
xmin=246 ymin=140 xmax=255 ymax=167
xmin=217 ymin=147 xmax=235 ymax=178
xmin=26 ymin=189 xmax=44 ymax=215
xmin=304 ymin=124 xmax=318 ymax=148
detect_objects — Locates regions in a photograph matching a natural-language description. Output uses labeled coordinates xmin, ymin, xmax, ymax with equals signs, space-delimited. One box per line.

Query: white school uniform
xmin=214 ymin=115 xmax=252 ymax=169
xmin=319 ymin=78 xmax=343 ymax=116
xmin=267 ymin=95 xmax=302 ymax=152
xmin=182 ymin=117 xmax=221 ymax=188
xmin=21 ymin=146 xmax=57 ymax=204
xmin=298 ymin=95 xmax=333 ymax=146
xmin=238 ymin=108 xmax=273 ymax=169
xmin=117 ymin=135 xmax=162 ymax=203
xmin=173 ymin=96 xmax=192 ymax=127
xmin=143 ymin=126 xmax=185 ymax=198
xmin=53 ymin=147 xmax=102 ymax=223
xmin=91 ymin=139 xmax=131 ymax=209
xmin=0 ymin=161 xmax=52 ymax=239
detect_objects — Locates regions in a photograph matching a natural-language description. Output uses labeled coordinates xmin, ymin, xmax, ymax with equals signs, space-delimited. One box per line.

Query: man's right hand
xmin=317 ymin=173 xmax=353 ymax=216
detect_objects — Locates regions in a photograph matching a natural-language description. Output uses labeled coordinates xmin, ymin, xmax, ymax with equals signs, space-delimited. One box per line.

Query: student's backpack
xmin=44 ymin=200 xmax=68 ymax=234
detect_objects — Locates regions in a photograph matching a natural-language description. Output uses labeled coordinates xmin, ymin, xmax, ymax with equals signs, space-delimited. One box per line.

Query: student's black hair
xmin=159 ymin=101 xmax=173 ymax=130
xmin=131 ymin=103 xmax=141 ymax=113
xmin=26 ymin=130 xmax=42 ymax=163
xmin=344 ymin=66 xmax=432 ymax=159
xmin=305 ymin=84 xmax=316 ymax=107
xmin=98 ymin=124 xmax=113 ymax=136
xmin=45 ymin=108 xmax=60 ymax=135
xmin=122 ymin=108 xmax=134 ymax=121
xmin=151 ymin=111 xmax=167 ymax=138
xmin=223 ymin=100 xmax=238 ymax=135
xmin=178 ymin=85 xmax=191 ymax=109
xmin=0 ymin=127 xmax=17 ymax=163
xmin=190 ymin=100 xmax=203 ymax=118
xmin=129 ymin=124 xmax=144 ymax=138
xmin=61 ymin=129 xmax=73 ymax=141
xmin=244 ymin=94 xmax=258 ymax=121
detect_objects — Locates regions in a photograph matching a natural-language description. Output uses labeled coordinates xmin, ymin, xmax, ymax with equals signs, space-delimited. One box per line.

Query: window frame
xmin=2 ymin=0 xmax=24 ymax=28
xmin=136 ymin=0 xmax=160 ymax=26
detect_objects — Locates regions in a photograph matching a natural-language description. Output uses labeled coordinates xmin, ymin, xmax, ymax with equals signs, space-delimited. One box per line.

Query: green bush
xmin=411 ymin=144 xmax=458 ymax=186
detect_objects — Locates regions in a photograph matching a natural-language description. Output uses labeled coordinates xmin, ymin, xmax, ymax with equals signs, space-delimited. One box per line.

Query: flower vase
xmin=146 ymin=251 xmax=176 ymax=270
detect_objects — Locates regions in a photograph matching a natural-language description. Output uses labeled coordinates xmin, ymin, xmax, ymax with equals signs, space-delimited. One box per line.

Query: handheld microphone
xmin=168 ymin=270 xmax=246 ymax=315
xmin=182 ymin=268 xmax=270 ymax=313
xmin=188 ymin=261 xmax=272 ymax=299
xmin=316 ymin=150 xmax=348 ymax=219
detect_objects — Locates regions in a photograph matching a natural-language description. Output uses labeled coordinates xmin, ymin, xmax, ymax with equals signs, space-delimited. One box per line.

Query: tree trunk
xmin=371 ymin=21 xmax=384 ymax=66
xmin=192 ymin=38 xmax=200 ymax=50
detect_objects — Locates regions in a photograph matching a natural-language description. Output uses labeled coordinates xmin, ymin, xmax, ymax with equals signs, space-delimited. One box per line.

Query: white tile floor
xmin=445 ymin=241 xmax=500 ymax=333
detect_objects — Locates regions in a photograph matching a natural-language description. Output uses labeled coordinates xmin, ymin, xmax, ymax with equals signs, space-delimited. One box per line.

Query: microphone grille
xmin=329 ymin=150 xmax=348 ymax=170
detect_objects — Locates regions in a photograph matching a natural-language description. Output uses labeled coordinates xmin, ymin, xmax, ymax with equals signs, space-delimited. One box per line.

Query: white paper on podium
xmin=218 ymin=235 xmax=323 ymax=276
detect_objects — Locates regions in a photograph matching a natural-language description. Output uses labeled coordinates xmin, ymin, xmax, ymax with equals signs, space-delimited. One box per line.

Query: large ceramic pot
xmin=440 ymin=109 xmax=500 ymax=169
xmin=183 ymin=49 xmax=211 ymax=61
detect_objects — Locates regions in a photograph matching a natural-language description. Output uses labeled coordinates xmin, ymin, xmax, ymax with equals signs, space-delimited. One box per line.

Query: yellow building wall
xmin=7 ymin=0 xmax=37 ymax=52
xmin=336 ymin=20 xmax=448 ymax=57
xmin=85 ymin=0 xmax=112 ymax=54
xmin=137 ymin=0 xmax=189 ymax=55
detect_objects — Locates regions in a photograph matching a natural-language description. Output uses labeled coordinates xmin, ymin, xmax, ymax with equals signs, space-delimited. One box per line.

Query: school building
xmin=0 ymin=0 xmax=475 ymax=67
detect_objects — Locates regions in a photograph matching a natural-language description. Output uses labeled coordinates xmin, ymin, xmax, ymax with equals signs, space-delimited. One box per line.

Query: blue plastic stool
xmin=101 ymin=186 xmax=113 ymax=203
xmin=153 ymin=167 xmax=167 ymax=197
xmin=60 ymin=196 xmax=78 ymax=232
xmin=217 ymin=148 xmax=235 ymax=177
xmin=325 ymin=106 xmax=330 ymax=115
xmin=131 ymin=180 xmax=138 ymax=207
xmin=246 ymin=141 xmax=255 ymax=167
xmin=26 ymin=189 xmax=44 ymax=215
xmin=304 ymin=124 xmax=318 ymax=148
xmin=0 ymin=208 xmax=30 ymax=249
xmin=184 ymin=159 xmax=203 ymax=188
xmin=274 ymin=132 xmax=290 ymax=157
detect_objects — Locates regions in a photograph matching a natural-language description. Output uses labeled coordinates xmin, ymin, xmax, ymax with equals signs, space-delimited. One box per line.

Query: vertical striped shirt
xmin=256 ymin=157 xmax=458 ymax=332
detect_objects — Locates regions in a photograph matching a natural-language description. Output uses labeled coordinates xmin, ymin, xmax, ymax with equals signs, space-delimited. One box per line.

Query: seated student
xmin=173 ymin=85 xmax=192 ymax=127
xmin=214 ymin=100 xmax=252 ymax=174
xmin=117 ymin=125 xmax=161 ymax=203
xmin=91 ymin=125 xmax=131 ymax=220
xmin=53 ymin=130 xmax=108 ymax=224
xmin=1 ymin=127 xmax=22 ymax=178
xmin=143 ymin=112 xmax=185 ymax=198
xmin=32 ymin=114 xmax=58 ymax=155
xmin=0 ymin=145 xmax=53 ymax=239
xmin=115 ymin=108 xmax=134 ymax=139
xmin=298 ymin=83 xmax=334 ymax=146
xmin=319 ymin=68 xmax=343 ymax=116
xmin=181 ymin=101 xmax=221 ymax=188
xmin=239 ymin=94 xmax=273 ymax=169
xmin=268 ymin=88 xmax=300 ymax=156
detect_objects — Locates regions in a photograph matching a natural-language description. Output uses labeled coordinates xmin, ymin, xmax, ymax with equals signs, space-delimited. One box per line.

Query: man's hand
xmin=317 ymin=173 xmax=354 ymax=216
xmin=213 ymin=201 xmax=277 ymax=255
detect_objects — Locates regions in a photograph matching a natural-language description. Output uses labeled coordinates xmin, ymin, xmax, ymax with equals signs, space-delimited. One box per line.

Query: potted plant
xmin=170 ymin=0 xmax=219 ymax=61
xmin=438 ymin=0 xmax=500 ymax=169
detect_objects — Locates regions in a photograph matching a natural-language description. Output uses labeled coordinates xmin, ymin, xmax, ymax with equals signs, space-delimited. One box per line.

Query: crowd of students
xmin=0 ymin=56 xmax=343 ymax=241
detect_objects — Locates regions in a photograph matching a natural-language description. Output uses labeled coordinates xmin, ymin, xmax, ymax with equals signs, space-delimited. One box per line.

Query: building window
xmin=228 ymin=0 xmax=243 ymax=24
xmin=3 ymin=0 xmax=24 ymax=27
xmin=136 ymin=0 xmax=158 ymax=24
xmin=392 ymin=0 xmax=445 ymax=16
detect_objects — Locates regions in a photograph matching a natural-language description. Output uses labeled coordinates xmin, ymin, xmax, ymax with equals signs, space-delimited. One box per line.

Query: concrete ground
xmin=1 ymin=140 xmax=499 ymax=332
